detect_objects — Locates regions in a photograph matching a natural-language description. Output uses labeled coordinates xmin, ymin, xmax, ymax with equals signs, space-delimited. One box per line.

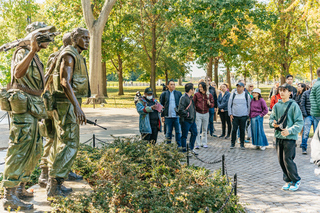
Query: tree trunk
xmin=165 ymin=69 xmax=168 ymax=86
xmin=226 ymin=64 xmax=231 ymax=90
xmin=81 ymin=0 xmax=117 ymax=102
xmin=214 ymin=57 xmax=219 ymax=87
xmin=207 ymin=57 xmax=213 ymax=81
xmin=150 ymin=23 xmax=157 ymax=97
xmin=102 ymin=61 xmax=107 ymax=97
xmin=310 ymin=55 xmax=313 ymax=82
xmin=179 ymin=77 xmax=182 ymax=86
xmin=280 ymin=62 xmax=290 ymax=84
xmin=244 ymin=70 xmax=247 ymax=83
xmin=89 ymin=29 xmax=105 ymax=101
xmin=118 ymin=54 xmax=124 ymax=95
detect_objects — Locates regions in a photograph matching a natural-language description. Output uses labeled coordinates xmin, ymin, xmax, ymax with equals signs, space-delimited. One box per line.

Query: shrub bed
xmin=51 ymin=137 xmax=244 ymax=212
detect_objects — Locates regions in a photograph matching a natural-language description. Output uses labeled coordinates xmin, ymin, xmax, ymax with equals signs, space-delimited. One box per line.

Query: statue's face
xmin=39 ymin=30 xmax=50 ymax=50
xmin=76 ymin=31 xmax=90 ymax=50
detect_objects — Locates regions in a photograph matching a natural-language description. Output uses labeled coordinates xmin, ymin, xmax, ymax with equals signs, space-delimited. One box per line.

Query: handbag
xmin=275 ymin=102 xmax=293 ymax=131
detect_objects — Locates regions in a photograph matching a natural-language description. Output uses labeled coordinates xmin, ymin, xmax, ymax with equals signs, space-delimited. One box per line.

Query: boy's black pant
xmin=231 ymin=116 xmax=248 ymax=146
xmin=276 ymin=138 xmax=301 ymax=183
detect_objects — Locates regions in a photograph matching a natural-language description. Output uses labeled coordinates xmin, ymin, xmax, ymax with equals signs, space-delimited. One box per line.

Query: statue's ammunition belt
xmin=8 ymin=83 xmax=44 ymax=97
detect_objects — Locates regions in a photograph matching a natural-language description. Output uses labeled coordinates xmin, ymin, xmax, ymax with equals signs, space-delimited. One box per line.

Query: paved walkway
xmin=0 ymin=108 xmax=320 ymax=212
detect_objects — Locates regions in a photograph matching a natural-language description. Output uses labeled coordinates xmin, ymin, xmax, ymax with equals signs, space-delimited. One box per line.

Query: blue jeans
xmin=165 ymin=117 xmax=181 ymax=147
xmin=208 ymin=108 xmax=215 ymax=135
xmin=301 ymin=116 xmax=319 ymax=149
xmin=181 ymin=121 xmax=197 ymax=151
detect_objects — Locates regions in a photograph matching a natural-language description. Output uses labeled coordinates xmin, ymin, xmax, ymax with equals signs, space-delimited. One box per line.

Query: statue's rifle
xmin=86 ymin=119 xmax=108 ymax=130
xmin=0 ymin=32 xmax=61 ymax=52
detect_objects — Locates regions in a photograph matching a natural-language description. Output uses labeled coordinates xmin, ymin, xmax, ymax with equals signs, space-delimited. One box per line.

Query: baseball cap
xmin=236 ymin=82 xmax=245 ymax=87
xmin=279 ymin=83 xmax=293 ymax=92
xmin=252 ymin=88 xmax=261 ymax=94
xmin=144 ymin=87 xmax=153 ymax=94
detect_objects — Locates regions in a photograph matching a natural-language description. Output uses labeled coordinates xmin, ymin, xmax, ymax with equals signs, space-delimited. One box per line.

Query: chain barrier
xmin=95 ymin=137 xmax=110 ymax=145
xmin=185 ymin=146 xmax=238 ymax=213
xmin=82 ymin=137 xmax=93 ymax=144
xmin=189 ymin=151 xmax=222 ymax=164
xmin=215 ymin=183 xmax=235 ymax=213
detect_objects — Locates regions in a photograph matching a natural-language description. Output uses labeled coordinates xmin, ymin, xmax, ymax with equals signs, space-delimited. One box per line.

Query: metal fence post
xmin=93 ymin=134 xmax=96 ymax=148
xmin=222 ymin=154 xmax=225 ymax=176
xmin=187 ymin=142 xmax=189 ymax=166
xmin=234 ymin=173 xmax=237 ymax=196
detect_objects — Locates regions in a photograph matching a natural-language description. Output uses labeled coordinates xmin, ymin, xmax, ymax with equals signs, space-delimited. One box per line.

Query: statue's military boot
xmin=38 ymin=167 xmax=49 ymax=188
xmin=16 ymin=182 xmax=34 ymax=199
xmin=67 ymin=171 xmax=83 ymax=181
xmin=2 ymin=187 xmax=33 ymax=210
xmin=47 ymin=177 xmax=66 ymax=198
xmin=61 ymin=184 xmax=72 ymax=194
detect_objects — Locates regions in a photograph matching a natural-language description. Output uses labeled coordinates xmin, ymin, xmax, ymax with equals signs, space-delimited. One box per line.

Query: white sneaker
xmin=260 ymin=146 xmax=266 ymax=151
xmin=310 ymin=158 xmax=314 ymax=164
xmin=289 ymin=180 xmax=301 ymax=191
xmin=315 ymin=168 xmax=320 ymax=176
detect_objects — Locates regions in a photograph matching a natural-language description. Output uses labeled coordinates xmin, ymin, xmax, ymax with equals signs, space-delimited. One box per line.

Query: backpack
xmin=230 ymin=91 xmax=249 ymax=110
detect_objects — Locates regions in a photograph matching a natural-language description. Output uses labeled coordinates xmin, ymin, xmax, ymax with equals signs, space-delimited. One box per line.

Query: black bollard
xmin=222 ymin=154 xmax=225 ymax=176
xmin=93 ymin=134 xmax=96 ymax=148
xmin=234 ymin=173 xmax=237 ymax=196
xmin=187 ymin=142 xmax=189 ymax=166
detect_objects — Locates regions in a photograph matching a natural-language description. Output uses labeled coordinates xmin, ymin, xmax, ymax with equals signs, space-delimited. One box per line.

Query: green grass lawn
xmin=83 ymin=85 xmax=273 ymax=108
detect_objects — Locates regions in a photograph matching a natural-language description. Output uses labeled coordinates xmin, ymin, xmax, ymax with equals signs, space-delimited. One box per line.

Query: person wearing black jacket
xmin=178 ymin=83 xmax=198 ymax=155
xmin=208 ymin=79 xmax=218 ymax=137
xmin=300 ymin=88 xmax=318 ymax=154
xmin=160 ymin=80 xmax=182 ymax=147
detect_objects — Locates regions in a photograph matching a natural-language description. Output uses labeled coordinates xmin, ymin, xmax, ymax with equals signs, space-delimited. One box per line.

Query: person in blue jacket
xmin=136 ymin=87 xmax=162 ymax=144
xmin=217 ymin=84 xmax=231 ymax=139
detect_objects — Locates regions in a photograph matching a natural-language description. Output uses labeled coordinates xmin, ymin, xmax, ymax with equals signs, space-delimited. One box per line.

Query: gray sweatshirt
xmin=228 ymin=91 xmax=251 ymax=117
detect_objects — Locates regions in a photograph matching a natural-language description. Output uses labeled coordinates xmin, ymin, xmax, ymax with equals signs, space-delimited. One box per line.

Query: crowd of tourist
xmin=135 ymin=69 xmax=320 ymax=191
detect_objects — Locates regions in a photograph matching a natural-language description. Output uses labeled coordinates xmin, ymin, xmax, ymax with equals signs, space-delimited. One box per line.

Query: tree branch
xmin=156 ymin=35 xmax=168 ymax=62
xmin=96 ymin=0 xmax=118 ymax=29
xmin=140 ymin=0 xmax=151 ymax=61
xmin=81 ymin=0 xmax=95 ymax=30
xmin=111 ymin=58 xmax=119 ymax=72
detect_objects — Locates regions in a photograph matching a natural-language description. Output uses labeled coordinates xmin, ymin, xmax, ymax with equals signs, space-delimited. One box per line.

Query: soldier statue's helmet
xmin=25 ymin=22 xmax=56 ymax=34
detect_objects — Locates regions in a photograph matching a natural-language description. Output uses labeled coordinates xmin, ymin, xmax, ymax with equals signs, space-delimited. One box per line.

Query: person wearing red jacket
xmin=270 ymin=87 xmax=282 ymax=110
xmin=194 ymin=82 xmax=214 ymax=149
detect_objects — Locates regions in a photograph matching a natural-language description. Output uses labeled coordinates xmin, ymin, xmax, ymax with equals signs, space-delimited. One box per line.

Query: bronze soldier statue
xmin=38 ymin=32 xmax=71 ymax=188
xmin=1 ymin=22 xmax=56 ymax=210
xmin=47 ymin=28 xmax=90 ymax=197
xmin=38 ymin=32 xmax=82 ymax=190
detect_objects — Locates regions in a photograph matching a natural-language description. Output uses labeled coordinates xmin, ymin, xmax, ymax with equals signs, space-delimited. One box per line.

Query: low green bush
xmin=51 ymin=137 xmax=244 ymax=213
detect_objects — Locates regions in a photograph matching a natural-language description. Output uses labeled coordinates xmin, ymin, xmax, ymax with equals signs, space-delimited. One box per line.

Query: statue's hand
xmin=30 ymin=32 xmax=41 ymax=52
xmin=75 ymin=105 xmax=86 ymax=125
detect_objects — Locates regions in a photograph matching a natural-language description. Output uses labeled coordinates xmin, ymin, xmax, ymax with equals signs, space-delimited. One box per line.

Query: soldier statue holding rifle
xmin=1 ymin=22 xmax=57 ymax=210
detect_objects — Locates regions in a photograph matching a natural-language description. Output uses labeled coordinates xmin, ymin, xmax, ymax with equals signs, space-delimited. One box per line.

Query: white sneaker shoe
xmin=315 ymin=168 xmax=320 ymax=176
xmin=289 ymin=180 xmax=301 ymax=191
xmin=310 ymin=158 xmax=314 ymax=164
xmin=260 ymin=146 xmax=266 ymax=151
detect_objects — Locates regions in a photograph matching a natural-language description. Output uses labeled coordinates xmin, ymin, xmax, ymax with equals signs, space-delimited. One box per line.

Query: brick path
xmin=1 ymin=109 xmax=320 ymax=212
xmin=188 ymin=116 xmax=320 ymax=213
